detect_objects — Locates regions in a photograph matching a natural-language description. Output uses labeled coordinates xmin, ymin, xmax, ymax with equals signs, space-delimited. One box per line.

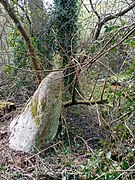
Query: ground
xmin=0 ymin=74 xmax=134 ymax=179
xmin=0 ymin=103 xmax=110 ymax=179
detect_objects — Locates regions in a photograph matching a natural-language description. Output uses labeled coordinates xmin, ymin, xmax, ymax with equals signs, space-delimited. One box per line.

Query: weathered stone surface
xmin=9 ymin=71 xmax=63 ymax=152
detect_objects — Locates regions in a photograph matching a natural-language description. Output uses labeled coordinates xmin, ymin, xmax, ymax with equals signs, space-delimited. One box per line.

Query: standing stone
xmin=9 ymin=71 xmax=63 ymax=152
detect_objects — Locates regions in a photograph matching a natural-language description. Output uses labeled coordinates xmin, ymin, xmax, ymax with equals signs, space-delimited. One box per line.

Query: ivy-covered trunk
xmin=53 ymin=0 xmax=80 ymax=100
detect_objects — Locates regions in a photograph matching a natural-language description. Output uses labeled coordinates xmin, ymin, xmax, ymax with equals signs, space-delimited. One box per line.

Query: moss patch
xmin=35 ymin=117 xmax=40 ymax=126
xmin=30 ymin=97 xmax=38 ymax=118
xmin=30 ymin=97 xmax=40 ymax=125
xmin=41 ymin=100 xmax=46 ymax=112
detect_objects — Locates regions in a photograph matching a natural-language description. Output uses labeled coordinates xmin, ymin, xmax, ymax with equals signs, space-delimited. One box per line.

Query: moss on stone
xmin=35 ymin=117 xmax=40 ymax=126
xmin=30 ymin=97 xmax=41 ymax=126
xmin=41 ymin=100 xmax=46 ymax=112
xmin=30 ymin=97 xmax=38 ymax=118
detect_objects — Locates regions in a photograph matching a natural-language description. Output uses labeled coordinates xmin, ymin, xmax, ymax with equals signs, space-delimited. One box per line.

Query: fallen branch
xmin=64 ymin=99 xmax=107 ymax=107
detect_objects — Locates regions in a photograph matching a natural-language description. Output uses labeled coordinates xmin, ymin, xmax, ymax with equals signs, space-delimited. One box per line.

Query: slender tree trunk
xmin=0 ymin=0 xmax=42 ymax=84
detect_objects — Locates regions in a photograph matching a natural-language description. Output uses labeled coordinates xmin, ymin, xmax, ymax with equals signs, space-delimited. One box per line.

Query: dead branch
xmin=64 ymin=99 xmax=107 ymax=107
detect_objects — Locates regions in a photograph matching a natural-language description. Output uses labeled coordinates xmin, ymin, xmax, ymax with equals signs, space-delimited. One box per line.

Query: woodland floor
xmin=0 ymin=103 xmax=110 ymax=180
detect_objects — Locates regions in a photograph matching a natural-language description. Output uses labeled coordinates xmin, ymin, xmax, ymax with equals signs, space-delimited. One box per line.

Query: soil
xmin=0 ymin=103 xmax=110 ymax=179
xmin=65 ymin=105 xmax=110 ymax=151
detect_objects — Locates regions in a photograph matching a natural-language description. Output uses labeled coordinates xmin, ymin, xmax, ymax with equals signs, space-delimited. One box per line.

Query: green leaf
xmin=4 ymin=65 xmax=12 ymax=74
xmin=13 ymin=0 xmax=18 ymax=4
xmin=131 ymin=41 xmax=135 ymax=47
xmin=126 ymin=68 xmax=134 ymax=74
xmin=99 ymin=139 xmax=104 ymax=145
xmin=121 ymin=161 xmax=129 ymax=170
xmin=104 ymin=25 xmax=112 ymax=32
xmin=121 ymin=21 xmax=126 ymax=26
xmin=131 ymin=60 xmax=135 ymax=68
xmin=111 ymin=25 xmax=119 ymax=30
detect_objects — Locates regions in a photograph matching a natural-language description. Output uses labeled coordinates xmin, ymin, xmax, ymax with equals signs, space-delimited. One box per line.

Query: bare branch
xmin=95 ymin=25 xmax=135 ymax=60
xmin=89 ymin=0 xmax=100 ymax=20
xmin=81 ymin=0 xmax=91 ymax=13
xmin=83 ymin=23 xmax=135 ymax=70
xmin=17 ymin=3 xmax=32 ymax=30
xmin=93 ymin=2 xmax=135 ymax=40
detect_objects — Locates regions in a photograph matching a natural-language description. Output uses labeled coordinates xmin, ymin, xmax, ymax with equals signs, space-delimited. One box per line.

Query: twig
xmin=37 ymin=141 xmax=62 ymax=155
xmin=89 ymin=0 xmax=100 ymax=20
xmin=84 ymin=25 xmax=135 ymax=72
xmin=125 ymin=114 xmax=134 ymax=139
xmin=0 ymin=175 xmax=9 ymax=180
xmin=75 ymin=87 xmax=85 ymax=101
xmin=61 ymin=115 xmax=71 ymax=148
xmin=110 ymin=111 xmax=132 ymax=125
xmin=23 ymin=174 xmax=35 ymax=180
xmin=26 ymin=141 xmax=62 ymax=162
xmin=81 ymin=0 xmax=90 ymax=13
xmin=114 ymin=163 xmax=135 ymax=180
xmin=89 ymin=75 xmax=98 ymax=101
xmin=0 ymin=0 xmax=42 ymax=84
xmin=101 ymin=80 xmax=106 ymax=101
xmin=74 ymin=135 xmax=94 ymax=153
xmin=95 ymin=103 xmax=101 ymax=126
xmin=94 ymin=163 xmax=135 ymax=180
xmin=95 ymin=24 xmax=133 ymax=59
xmin=95 ymin=25 xmax=135 ymax=60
